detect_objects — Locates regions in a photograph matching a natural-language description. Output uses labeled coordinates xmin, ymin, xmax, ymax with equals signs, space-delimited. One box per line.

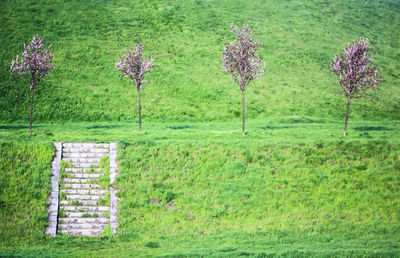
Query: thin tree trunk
xmin=138 ymin=90 xmax=142 ymax=136
xmin=29 ymin=90 xmax=34 ymax=137
xmin=344 ymin=96 xmax=351 ymax=136
xmin=242 ymin=90 xmax=245 ymax=136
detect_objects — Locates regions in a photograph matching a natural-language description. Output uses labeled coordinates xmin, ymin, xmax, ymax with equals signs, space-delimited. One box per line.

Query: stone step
xmin=59 ymin=217 xmax=110 ymax=224
xmin=60 ymin=200 xmax=99 ymax=206
xmin=63 ymin=157 xmax=102 ymax=164
xmin=60 ymin=206 xmax=110 ymax=212
xmin=63 ymin=178 xmax=92 ymax=183
xmin=64 ymin=211 xmax=107 ymax=218
xmin=61 ymin=189 xmax=108 ymax=195
xmin=63 ymin=143 xmax=110 ymax=149
xmin=58 ymin=223 xmax=108 ymax=230
xmin=64 ymin=162 xmax=101 ymax=168
xmin=58 ymin=228 xmax=105 ymax=236
xmin=63 ymin=152 xmax=108 ymax=158
xmin=63 ymin=183 xmax=101 ymax=189
xmin=64 ymin=168 xmax=103 ymax=173
xmin=63 ymin=148 xmax=109 ymax=154
xmin=66 ymin=194 xmax=105 ymax=200
xmin=66 ymin=172 xmax=103 ymax=179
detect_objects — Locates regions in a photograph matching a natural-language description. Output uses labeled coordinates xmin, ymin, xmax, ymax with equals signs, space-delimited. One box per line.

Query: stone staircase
xmin=46 ymin=142 xmax=118 ymax=237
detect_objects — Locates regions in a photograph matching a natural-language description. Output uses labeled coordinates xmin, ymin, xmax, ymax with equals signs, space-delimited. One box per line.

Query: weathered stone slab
xmin=61 ymin=189 xmax=108 ymax=195
xmin=64 ymin=168 xmax=103 ymax=173
xmin=63 ymin=178 xmax=92 ymax=183
xmin=63 ymin=152 xmax=107 ymax=158
xmin=45 ymin=142 xmax=62 ymax=237
xmin=63 ymin=148 xmax=109 ymax=154
xmin=63 ymin=183 xmax=101 ymax=189
xmin=60 ymin=206 xmax=109 ymax=212
xmin=66 ymin=194 xmax=105 ymax=200
xmin=109 ymin=142 xmax=119 ymax=234
xmin=64 ymin=211 xmax=106 ymax=218
xmin=66 ymin=172 xmax=103 ymax=178
xmin=59 ymin=217 xmax=109 ymax=224
xmin=60 ymin=200 xmax=98 ymax=206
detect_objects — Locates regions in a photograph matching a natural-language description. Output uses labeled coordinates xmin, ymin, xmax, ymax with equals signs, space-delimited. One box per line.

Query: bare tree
xmin=221 ymin=23 xmax=266 ymax=136
xmin=10 ymin=35 xmax=55 ymax=136
xmin=115 ymin=43 xmax=154 ymax=136
xmin=330 ymin=38 xmax=384 ymax=136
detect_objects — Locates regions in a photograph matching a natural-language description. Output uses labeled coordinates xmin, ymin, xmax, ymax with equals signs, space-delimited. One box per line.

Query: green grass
xmin=0 ymin=133 xmax=399 ymax=256
xmin=0 ymin=0 xmax=400 ymax=256
xmin=0 ymin=142 xmax=54 ymax=246
xmin=0 ymin=118 xmax=399 ymax=143
xmin=1 ymin=0 xmax=399 ymax=123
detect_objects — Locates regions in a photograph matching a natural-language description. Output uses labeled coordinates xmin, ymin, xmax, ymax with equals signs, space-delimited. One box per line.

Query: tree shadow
xmin=0 ymin=125 xmax=30 ymax=130
xmin=167 ymin=125 xmax=196 ymax=130
xmin=353 ymin=126 xmax=393 ymax=131
xmin=85 ymin=125 xmax=121 ymax=130
xmin=260 ymin=125 xmax=297 ymax=130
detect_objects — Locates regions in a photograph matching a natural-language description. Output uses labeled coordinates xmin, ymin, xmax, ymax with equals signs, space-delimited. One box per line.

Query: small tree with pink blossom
xmin=115 ymin=43 xmax=154 ymax=136
xmin=330 ymin=38 xmax=384 ymax=136
xmin=221 ymin=23 xmax=266 ymax=136
xmin=10 ymin=35 xmax=55 ymax=136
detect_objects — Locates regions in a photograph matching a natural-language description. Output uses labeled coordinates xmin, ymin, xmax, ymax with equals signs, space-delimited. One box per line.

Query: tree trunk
xmin=344 ymin=96 xmax=351 ymax=136
xmin=29 ymin=90 xmax=34 ymax=137
xmin=242 ymin=90 xmax=245 ymax=136
xmin=138 ymin=90 xmax=142 ymax=136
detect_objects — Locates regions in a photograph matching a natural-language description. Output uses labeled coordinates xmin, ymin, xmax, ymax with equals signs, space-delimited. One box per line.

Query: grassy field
xmin=1 ymin=0 xmax=400 ymax=256
xmin=0 ymin=124 xmax=400 ymax=256
xmin=1 ymin=0 xmax=399 ymax=123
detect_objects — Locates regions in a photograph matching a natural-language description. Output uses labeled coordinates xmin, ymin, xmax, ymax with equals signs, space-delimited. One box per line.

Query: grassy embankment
xmin=0 ymin=0 xmax=399 ymax=123
xmin=1 ymin=134 xmax=399 ymax=256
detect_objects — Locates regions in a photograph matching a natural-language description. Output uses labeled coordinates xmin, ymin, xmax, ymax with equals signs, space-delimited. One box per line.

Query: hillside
xmin=1 ymin=139 xmax=399 ymax=256
xmin=1 ymin=0 xmax=399 ymax=122
xmin=0 ymin=0 xmax=399 ymax=256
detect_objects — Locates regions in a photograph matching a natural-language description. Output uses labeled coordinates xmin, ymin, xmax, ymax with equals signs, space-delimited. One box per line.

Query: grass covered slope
xmin=0 ymin=142 xmax=54 ymax=246
xmin=0 ymin=139 xmax=399 ymax=256
xmin=1 ymin=0 xmax=399 ymax=122
xmin=113 ymin=140 xmax=400 ymax=256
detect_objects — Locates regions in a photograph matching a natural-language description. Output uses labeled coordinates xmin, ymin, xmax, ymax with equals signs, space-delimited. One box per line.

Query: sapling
xmin=221 ymin=23 xmax=266 ymax=136
xmin=10 ymin=35 xmax=55 ymax=136
xmin=115 ymin=43 xmax=154 ymax=136
xmin=330 ymin=38 xmax=384 ymax=136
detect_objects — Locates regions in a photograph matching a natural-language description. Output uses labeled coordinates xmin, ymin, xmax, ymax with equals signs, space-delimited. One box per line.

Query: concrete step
xmin=63 ymin=152 xmax=108 ymax=158
xmin=64 ymin=167 xmax=103 ymax=173
xmin=63 ymin=183 xmax=101 ymax=189
xmin=63 ymin=157 xmax=102 ymax=164
xmin=64 ymin=211 xmax=107 ymax=218
xmin=61 ymin=189 xmax=108 ymax=195
xmin=66 ymin=194 xmax=105 ymax=200
xmin=63 ymin=143 xmax=110 ymax=149
xmin=58 ymin=228 xmax=105 ymax=236
xmin=66 ymin=172 xmax=103 ymax=178
xmin=59 ymin=217 xmax=110 ymax=224
xmin=64 ymin=162 xmax=101 ymax=168
xmin=60 ymin=200 xmax=99 ymax=206
xmin=63 ymin=178 xmax=92 ymax=183
xmin=63 ymin=148 xmax=109 ymax=154
xmin=58 ymin=223 xmax=108 ymax=230
xmin=60 ymin=206 xmax=110 ymax=212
